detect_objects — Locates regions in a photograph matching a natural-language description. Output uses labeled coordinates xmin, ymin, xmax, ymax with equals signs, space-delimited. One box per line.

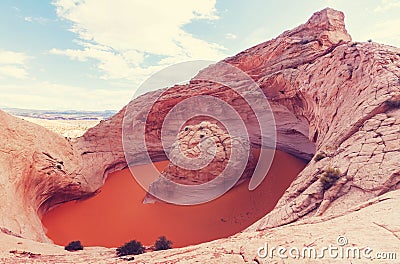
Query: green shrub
xmin=386 ymin=99 xmax=400 ymax=109
xmin=64 ymin=240 xmax=83 ymax=251
xmin=116 ymin=240 xmax=145 ymax=257
xmin=154 ymin=236 xmax=173 ymax=251
xmin=120 ymin=256 xmax=135 ymax=261
xmin=319 ymin=167 xmax=341 ymax=190
xmin=314 ymin=152 xmax=327 ymax=162
xmin=299 ymin=39 xmax=310 ymax=44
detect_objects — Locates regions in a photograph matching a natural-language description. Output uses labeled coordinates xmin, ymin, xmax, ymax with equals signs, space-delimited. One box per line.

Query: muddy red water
xmin=42 ymin=150 xmax=306 ymax=248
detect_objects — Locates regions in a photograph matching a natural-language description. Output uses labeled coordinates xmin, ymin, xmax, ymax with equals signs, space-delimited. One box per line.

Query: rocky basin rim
xmin=0 ymin=7 xmax=399 ymax=263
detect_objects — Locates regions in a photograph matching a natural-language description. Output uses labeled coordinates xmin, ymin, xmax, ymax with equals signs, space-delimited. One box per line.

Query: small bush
xmin=120 ymin=256 xmax=135 ymax=261
xmin=299 ymin=39 xmax=310 ymax=45
xmin=116 ymin=240 xmax=145 ymax=257
xmin=154 ymin=236 xmax=173 ymax=251
xmin=367 ymin=39 xmax=373 ymax=43
xmin=314 ymin=152 xmax=327 ymax=162
xmin=319 ymin=167 xmax=341 ymax=190
xmin=386 ymin=99 xmax=400 ymax=109
xmin=65 ymin=240 xmax=83 ymax=251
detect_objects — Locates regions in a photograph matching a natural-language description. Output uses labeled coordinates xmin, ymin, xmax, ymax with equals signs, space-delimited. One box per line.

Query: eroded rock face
xmin=0 ymin=111 xmax=92 ymax=243
xmin=144 ymin=121 xmax=255 ymax=204
xmin=161 ymin=121 xmax=255 ymax=185
xmin=0 ymin=7 xmax=399 ymax=263
xmin=252 ymin=40 xmax=400 ymax=231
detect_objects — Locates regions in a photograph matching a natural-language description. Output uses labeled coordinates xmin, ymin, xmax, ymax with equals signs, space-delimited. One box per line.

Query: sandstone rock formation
xmin=1 ymin=190 xmax=399 ymax=263
xmin=0 ymin=110 xmax=92 ymax=243
xmin=143 ymin=121 xmax=256 ymax=204
xmin=0 ymin=7 xmax=399 ymax=263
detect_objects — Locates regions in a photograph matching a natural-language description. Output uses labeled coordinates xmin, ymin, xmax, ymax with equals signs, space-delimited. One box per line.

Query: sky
xmin=0 ymin=0 xmax=399 ymax=111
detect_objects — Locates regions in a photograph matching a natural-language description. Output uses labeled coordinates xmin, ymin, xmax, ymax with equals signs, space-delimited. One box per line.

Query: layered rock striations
xmin=0 ymin=111 xmax=91 ymax=243
xmin=0 ymin=7 xmax=399 ymax=263
xmin=143 ymin=121 xmax=256 ymax=204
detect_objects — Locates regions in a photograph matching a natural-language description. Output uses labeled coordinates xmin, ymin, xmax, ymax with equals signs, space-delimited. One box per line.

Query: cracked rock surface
xmin=144 ymin=121 xmax=256 ymax=204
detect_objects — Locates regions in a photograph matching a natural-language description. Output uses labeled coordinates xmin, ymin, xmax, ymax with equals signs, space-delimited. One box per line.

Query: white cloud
xmin=374 ymin=0 xmax=400 ymax=12
xmin=371 ymin=1 xmax=400 ymax=47
xmin=0 ymin=81 xmax=131 ymax=110
xmin=365 ymin=18 xmax=400 ymax=46
xmin=0 ymin=50 xmax=30 ymax=65
xmin=225 ymin=33 xmax=237 ymax=39
xmin=50 ymin=0 xmax=226 ymax=81
xmin=24 ymin=16 xmax=49 ymax=25
xmin=0 ymin=66 xmax=29 ymax=79
xmin=0 ymin=50 xmax=31 ymax=79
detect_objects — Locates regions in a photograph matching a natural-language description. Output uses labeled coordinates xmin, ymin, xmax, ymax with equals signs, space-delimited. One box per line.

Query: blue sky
xmin=0 ymin=0 xmax=399 ymax=110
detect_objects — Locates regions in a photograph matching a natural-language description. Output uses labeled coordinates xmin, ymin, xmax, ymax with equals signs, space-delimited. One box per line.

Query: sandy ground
xmin=16 ymin=116 xmax=100 ymax=138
